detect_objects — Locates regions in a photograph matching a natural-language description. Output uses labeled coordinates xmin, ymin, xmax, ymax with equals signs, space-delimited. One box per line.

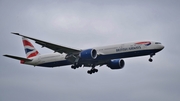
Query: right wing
xmin=11 ymin=32 xmax=80 ymax=54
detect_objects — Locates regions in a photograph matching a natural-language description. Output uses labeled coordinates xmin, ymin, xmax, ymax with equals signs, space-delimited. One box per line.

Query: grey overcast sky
xmin=0 ymin=0 xmax=180 ymax=101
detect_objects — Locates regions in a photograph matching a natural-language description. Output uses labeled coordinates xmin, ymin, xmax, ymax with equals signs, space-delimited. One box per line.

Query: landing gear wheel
xmin=149 ymin=58 xmax=153 ymax=62
xmin=94 ymin=69 xmax=98 ymax=72
xmin=71 ymin=65 xmax=76 ymax=69
xmin=87 ymin=70 xmax=92 ymax=74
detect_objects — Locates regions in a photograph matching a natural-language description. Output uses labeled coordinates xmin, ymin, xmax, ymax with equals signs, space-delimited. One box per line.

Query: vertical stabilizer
xmin=22 ymin=37 xmax=40 ymax=58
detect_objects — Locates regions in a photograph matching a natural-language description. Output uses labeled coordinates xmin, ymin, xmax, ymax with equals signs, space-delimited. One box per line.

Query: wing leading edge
xmin=11 ymin=32 xmax=80 ymax=54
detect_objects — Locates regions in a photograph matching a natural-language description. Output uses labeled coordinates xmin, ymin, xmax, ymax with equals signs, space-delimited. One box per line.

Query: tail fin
xmin=22 ymin=37 xmax=40 ymax=58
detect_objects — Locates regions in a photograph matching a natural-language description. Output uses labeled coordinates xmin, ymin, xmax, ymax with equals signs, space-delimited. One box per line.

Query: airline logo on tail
xmin=22 ymin=37 xmax=39 ymax=58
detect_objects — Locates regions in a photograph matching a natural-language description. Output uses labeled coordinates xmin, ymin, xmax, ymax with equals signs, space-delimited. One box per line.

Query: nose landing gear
xmin=149 ymin=53 xmax=155 ymax=62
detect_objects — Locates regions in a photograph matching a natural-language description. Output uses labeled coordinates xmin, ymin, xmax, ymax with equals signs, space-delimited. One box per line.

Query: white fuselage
xmin=24 ymin=41 xmax=164 ymax=67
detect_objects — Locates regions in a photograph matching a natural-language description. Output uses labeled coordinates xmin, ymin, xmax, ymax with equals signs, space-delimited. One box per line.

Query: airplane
xmin=3 ymin=33 xmax=164 ymax=74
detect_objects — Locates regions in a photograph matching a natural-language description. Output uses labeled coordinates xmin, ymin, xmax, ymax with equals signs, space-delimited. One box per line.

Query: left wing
xmin=11 ymin=32 xmax=80 ymax=54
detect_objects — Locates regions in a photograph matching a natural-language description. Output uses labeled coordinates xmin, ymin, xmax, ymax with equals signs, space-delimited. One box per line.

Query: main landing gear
xmin=149 ymin=53 xmax=155 ymax=62
xmin=71 ymin=63 xmax=82 ymax=69
xmin=71 ymin=65 xmax=79 ymax=69
xmin=71 ymin=63 xmax=98 ymax=74
xmin=87 ymin=64 xmax=98 ymax=74
xmin=87 ymin=68 xmax=98 ymax=74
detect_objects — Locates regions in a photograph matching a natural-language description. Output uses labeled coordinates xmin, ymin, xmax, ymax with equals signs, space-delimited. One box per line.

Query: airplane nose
xmin=160 ymin=45 xmax=164 ymax=50
xmin=155 ymin=44 xmax=164 ymax=52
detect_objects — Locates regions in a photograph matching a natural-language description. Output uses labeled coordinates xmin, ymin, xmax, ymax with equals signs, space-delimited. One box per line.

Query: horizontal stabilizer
xmin=3 ymin=54 xmax=32 ymax=61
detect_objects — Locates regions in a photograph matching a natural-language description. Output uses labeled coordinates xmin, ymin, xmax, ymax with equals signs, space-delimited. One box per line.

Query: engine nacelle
xmin=80 ymin=49 xmax=97 ymax=60
xmin=107 ymin=59 xmax=125 ymax=69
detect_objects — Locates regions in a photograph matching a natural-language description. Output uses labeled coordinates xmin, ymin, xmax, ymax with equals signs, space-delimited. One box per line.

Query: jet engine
xmin=107 ymin=59 xmax=125 ymax=69
xmin=80 ymin=49 xmax=97 ymax=60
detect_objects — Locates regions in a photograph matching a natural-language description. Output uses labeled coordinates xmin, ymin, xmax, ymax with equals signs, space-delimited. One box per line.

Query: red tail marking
xmin=23 ymin=40 xmax=34 ymax=47
xmin=27 ymin=51 xmax=39 ymax=58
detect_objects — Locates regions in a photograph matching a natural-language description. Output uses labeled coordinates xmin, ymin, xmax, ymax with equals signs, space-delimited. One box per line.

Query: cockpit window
xmin=155 ymin=42 xmax=161 ymax=44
